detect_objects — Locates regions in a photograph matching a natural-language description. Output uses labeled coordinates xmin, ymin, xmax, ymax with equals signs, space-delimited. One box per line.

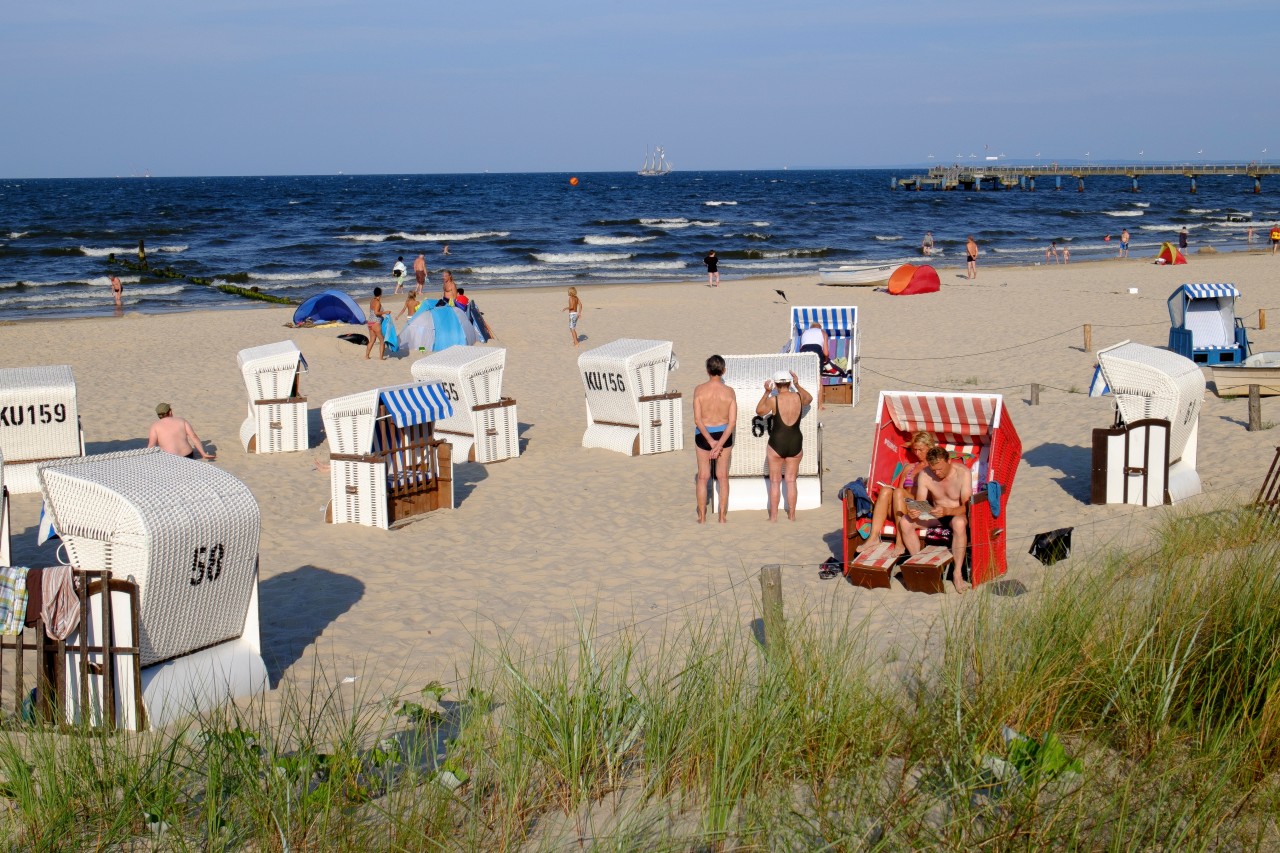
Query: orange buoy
xmin=569 ymin=176 xmax=579 ymax=186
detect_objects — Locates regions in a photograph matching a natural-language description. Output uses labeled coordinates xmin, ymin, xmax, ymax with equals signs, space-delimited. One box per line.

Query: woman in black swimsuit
xmin=755 ymin=369 xmax=813 ymax=521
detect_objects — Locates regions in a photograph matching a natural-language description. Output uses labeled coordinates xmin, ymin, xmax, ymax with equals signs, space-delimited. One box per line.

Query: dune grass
xmin=1 ymin=501 xmax=1279 ymax=850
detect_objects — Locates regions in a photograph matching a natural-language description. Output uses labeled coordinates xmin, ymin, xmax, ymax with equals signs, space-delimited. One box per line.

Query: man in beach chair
xmin=898 ymin=446 xmax=971 ymax=593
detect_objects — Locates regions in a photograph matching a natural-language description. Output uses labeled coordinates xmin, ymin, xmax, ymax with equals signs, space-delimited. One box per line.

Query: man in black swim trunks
xmin=693 ymin=355 xmax=737 ymax=524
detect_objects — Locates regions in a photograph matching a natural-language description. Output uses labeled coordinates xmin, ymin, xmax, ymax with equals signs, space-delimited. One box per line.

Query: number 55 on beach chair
xmin=411 ymin=345 xmax=519 ymax=464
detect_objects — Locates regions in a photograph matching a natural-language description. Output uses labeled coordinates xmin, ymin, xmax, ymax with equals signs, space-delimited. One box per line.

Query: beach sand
xmin=3 ymin=251 xmax=1279 ymax=709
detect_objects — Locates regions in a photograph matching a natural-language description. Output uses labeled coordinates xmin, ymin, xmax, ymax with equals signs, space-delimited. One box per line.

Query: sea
xmin=1 ymin=169 xmax=1275 ymax=321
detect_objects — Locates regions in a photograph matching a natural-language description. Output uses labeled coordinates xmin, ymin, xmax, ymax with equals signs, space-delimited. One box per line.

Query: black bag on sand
xmin=337 ymin=333 xmax=369 ymax=346
xmin=1029 ymin=528 xmax=1073 ymax=566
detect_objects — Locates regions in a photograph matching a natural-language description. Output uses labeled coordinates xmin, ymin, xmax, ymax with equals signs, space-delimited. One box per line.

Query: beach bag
xmin=1029 ymin=528 xmax=1073 ymax=566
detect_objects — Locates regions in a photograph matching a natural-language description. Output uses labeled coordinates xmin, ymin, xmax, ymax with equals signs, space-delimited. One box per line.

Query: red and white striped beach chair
xmin=843 ymin=391 xmax=1021 ymax=587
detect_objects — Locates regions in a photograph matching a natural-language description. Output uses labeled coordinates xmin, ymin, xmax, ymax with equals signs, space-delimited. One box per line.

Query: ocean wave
xmin=247 ymin=270 xmax=343 ymax=281
xmin=640 ymin=217 xmax=690 ymax=227
xmin=582 ymin=235 xmax=656 ymax=246
xmin=704 ymin=200 xmax=738 ymax=206
xmin=741 ymin=233 xmax=770 ymax=240
xmin=470 ymin=264 xmax=541 ymax=275
xmin=398 ymin=231 xmax=510 ymax=242
xmin=606 ymin=261 xmax=687 ymax=271
xmin=750 ymin=221 xmax=771 ymax=227
xmin=2 ymin=284 xmax=186 ymax=306
xmin=7 ymin=231 xmax=28 ymax=239
xmin=1185 ymin=208 xmax=1218 ymax=214
xmin=1132 ymin=202 xmax=1150 ymax=208
xmin=533 ymin=252 xmax=633 ymax=264
xmin=874 ymin=235 xmax=903 ymax=241
xmin=77 ymin=244 xmax=187 ymax=257
xmin=86 ymin=275 xmax=141 ymax=286
xmin=1104 ymin=210 xmax=1143 ymax=217
xmin=1139 ymin=223 xmax=1207 ymax=231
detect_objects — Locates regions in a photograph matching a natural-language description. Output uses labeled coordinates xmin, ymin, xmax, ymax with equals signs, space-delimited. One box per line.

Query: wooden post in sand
xmin=1260 ymin=309 xmax=1267 ymax=331
xmin=1249 ymin=385 xmax=1263 ymax=432
xmin=1083 ymin=324 xmax=1093 ymax=353
xmin=759 ymin=565 xmax=785 ymax=651
xmin=1030 ymin=383 xmax=1040 ymax=406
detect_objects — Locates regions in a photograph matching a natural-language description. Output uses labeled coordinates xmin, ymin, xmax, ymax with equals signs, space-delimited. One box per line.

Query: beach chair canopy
xmin=888 ymin=264 xmax=940 ymax=295
xmin=293 ymin=290 xmax=365 ymax=325
xmin=579 ymin=339 xmax=676 ymax=423
xmin=236 ymin=340 xmax=307 ymax=401
xmin=788 ymin=306 xmax=857 ymax=350
xmin=322 ymin=382 xmax=454 ymax=455
xmin=1167 ymin=283 xmax=1241 ymax=349
xmin=1096 ymin=340 xmax=1205 ymax=461
xmin=411 ymin=346 xmax=505 ymax=420
xmin=403 ymin=304 xmax=480 ymax=353
xmin=37 ymin=448 xmax=260 ymax=668
xmin=0 ymin=365 xmax=82 ymax=476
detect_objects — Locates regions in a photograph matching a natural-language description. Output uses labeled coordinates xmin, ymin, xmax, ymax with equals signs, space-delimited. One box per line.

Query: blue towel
xmin=837 ymin=478 xmax=874 ymax=520
xmin=381 ymin=315 xmax=400 ymax=353
xmin=987 ymin=481 xmax=1003 ymax=518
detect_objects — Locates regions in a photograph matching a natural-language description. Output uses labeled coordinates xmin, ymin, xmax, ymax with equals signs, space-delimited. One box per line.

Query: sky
xmin=3 ymin=0 xmax=1277 ymax=178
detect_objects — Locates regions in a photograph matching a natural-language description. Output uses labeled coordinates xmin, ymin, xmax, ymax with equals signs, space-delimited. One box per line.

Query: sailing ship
xmin=638 ymin=146 xmax=672 ymax=177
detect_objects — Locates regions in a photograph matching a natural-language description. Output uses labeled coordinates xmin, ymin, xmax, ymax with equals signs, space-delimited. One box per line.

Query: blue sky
xmin=3 ymin=0 xmax=1276 ymax=177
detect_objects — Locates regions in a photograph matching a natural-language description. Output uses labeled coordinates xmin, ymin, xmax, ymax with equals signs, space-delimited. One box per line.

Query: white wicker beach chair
xmin=36 ymin=448 xmax=266 ymax=729
xmin=237 ymin=340 xmax=309 ymax=453
xmin=714 ymin=353 xmax=822 ymax=513
xmin=0 ymin=451 xmax=8 ymax=567
xmin=321 ymin=382 xmax=455 ymax=529
xmin=410 ymin=346 xmax=519 ymax=463
xmin=0 ymin=365 xmax=85 ymax=494
xmin=578 ymin=339 xmax=683 ymax=456
xmin=786 ymin=306 xmax=860 ymax=406
xmin=1093 ymin=340 xmax=1206 ymax=506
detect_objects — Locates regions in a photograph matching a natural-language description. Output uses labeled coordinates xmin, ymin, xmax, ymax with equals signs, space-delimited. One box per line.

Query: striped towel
xmin=0 ymin=566 xmax=30 ymax=636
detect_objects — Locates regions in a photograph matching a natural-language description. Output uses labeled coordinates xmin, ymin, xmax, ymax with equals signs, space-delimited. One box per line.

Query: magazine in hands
xmin=906 ymin=499 xmax=937 ymax=522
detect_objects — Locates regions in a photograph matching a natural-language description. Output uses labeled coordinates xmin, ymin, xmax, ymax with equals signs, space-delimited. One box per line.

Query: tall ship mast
xmin=638 ymin=145 xmax=672 ymax=177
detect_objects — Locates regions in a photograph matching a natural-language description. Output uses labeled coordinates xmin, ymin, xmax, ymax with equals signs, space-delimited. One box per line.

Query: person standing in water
xmin=704 ymin=250 xmax=720 ymax=286
xmin=921 ymin=231 xmax=934 ymax=255
xmin=110 ymin=275 xmax=123 ymax=307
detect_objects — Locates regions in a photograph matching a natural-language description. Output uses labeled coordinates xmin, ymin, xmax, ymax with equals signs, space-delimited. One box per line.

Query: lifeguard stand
xmin=37 ymin=448 xmax=267 ymax=730
xmin=578 ymin=339 xmax=682 ymax=456
xmin=0 ymin=366 xmax=85 ymax=493
xmin=1167 ymin=283 xmax=1250 ymax=365
xmin=322 ymin=382 xmax=455 ymax=528
xmin=410 ymin=346 xmax=519 ymax=463
xmin=237 ymin=340 xmax=309 ymax=454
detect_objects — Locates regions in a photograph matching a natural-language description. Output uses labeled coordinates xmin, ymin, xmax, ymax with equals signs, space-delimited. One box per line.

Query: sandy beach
xmin=3 ymin=250 xmax=1279 ymax=708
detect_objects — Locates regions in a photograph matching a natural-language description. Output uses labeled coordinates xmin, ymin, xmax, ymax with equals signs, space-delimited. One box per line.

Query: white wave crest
xmin=704 ymin=200 xmax=738 ymax=206
xmin=874 ymin=235 xmax=903 ymax=241
xmin=640 ymin=217 xmax=689 ymax=227
xmin=247 ymin=270 xmax=343 ymax=281
xmin=86 ymin=275 xmax=141 ymax=286
xmin=1132 ymin=202 xmax=1150 ymax=208
xmin=758 ymin=249 xmax=828 ymax=258
xmin=7 ymin=231 xmax=28 ymax=239
xmin=583 ymin=235 xmax=656 ymax=246
xmin=741 ymin=233 xmax=770 ymax=240
xmin=156 ymin=245 xmax=188 ymax=253
xmin=604 ymin=261 xmax=686 ymax=271
xmin=1139 ymin=223 xmax=1207 ymax=231
xmin=1185 ymin=208 xmax=1218 ymax=214
xmin=78 ymin=246 xmax=136 ymax=257
xmin=1104 ymin=210 xmax=1143 ymax=217
xmin=470 ymin=264 xmax=541 ymax=275
xmin=533 ymin=252 xmax=633 ymax=264
xmin=750 ymin=221 xmax=771 ymax=227
xmin=336 ymin=234 xmax=392 ymax=242
xmin=397 ymin=231 xmax=510 ymax=241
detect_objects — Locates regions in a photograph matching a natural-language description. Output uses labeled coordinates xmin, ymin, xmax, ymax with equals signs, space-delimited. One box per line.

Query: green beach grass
xmin=2 ymin=501 xmax=1279 ymax=850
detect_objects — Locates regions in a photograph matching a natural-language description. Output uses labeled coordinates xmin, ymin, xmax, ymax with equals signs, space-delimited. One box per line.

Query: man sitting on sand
xmin=899 ymin=446 xmax=970 ymax=593
xmin=693 ymin=355 xmax=737 ymax=524
xmin=148 ymin=403 xmax=215 ymax=460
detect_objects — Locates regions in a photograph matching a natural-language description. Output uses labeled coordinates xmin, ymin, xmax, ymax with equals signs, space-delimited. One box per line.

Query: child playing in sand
xmin=563 ymin=287 xmax=581 ymax=347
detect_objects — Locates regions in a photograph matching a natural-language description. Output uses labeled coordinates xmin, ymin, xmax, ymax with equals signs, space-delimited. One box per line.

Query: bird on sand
xmin=775 ymin=289 xmax=788 ymax=302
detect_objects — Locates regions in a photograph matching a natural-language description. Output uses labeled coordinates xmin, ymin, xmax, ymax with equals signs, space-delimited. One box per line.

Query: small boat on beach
xmin=818 ymin=263 xmax=895 ymax=286
xmin=638 ymin=146 xmax=672 ymax=177
xmin=1210 ymin=351 xmax=1280 ymax=398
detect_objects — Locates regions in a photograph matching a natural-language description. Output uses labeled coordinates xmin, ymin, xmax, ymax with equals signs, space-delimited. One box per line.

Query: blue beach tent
xmin=293 ymin=290 xmax=366 ymax=326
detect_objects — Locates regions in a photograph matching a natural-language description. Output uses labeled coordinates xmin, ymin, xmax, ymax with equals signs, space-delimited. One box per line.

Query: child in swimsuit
xmin=563 ymin=287 xmax=582 ymax=347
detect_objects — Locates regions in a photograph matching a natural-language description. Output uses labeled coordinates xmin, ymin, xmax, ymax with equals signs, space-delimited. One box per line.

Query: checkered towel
xmin=0 ymin=566 xmax=30 ymax=636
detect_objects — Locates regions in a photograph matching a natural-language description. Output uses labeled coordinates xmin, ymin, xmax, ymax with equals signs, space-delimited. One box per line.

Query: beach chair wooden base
xmin=821 ymin=382 xmax=853 ymax=406
xmin=242 ymin=398 xmax=309 ymax=454
xmin=846 ymin=541 xmax=898 ymax=590
xmin=901 ymin=546 xmax=953 ymax=594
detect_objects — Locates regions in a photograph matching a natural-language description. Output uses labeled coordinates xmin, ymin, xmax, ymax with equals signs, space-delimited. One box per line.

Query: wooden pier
xmin=893 ymin=163 xmax=1280 ymax=193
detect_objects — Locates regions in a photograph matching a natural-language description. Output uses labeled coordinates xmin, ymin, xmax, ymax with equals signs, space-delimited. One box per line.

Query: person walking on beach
xmin=1046 ymin=241 xmax=1061 ymax=264
xmin=693 ymin=355 xmax=737 ymax=524
xmin=365 ymin=287 xmax=387 ymax=360
xmin=391 ymin=256 xmax=407 ymax=293
xmin=413 ymin=254 xmax=428 ymax=293
xmin=1119 ymin=228 xmax=1130 ymax=258
xmin=110 ymin=275 xmax=123 ymax=307
xmin=564 ymin=286 xmax=582 ymax=346
xmin=1271 ymin=223 xmax=1280 ymax=255
xmin=1179 ymin=227 xmax=1189 ymax=257
xmin=1062 ymin=244 xmax=1070 ymax=263
xmin=756 ymin=370 xmax=812 ymax=522
xmin=148 ymin=403 xmax=215 ymax=461
xmin=966 ymin=236 xmax=979 ymax=279
xmin=922 ymin=231 xmax=934 ymax=255
xmin=704 ymin=250 xmax=720 ymax=286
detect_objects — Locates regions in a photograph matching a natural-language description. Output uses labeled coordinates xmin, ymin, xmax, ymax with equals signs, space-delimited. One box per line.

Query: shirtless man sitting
xmin=899 ymin=446 xmax=970 ymax=593
xmin=693 ymin=355 xmax=737 ymax=524
xmin=148 ymin=403 xmax=215 ymax=460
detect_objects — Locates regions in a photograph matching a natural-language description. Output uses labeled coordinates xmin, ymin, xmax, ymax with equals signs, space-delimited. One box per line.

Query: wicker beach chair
xmin=322 ymin=382 xmax=455 ymax=528
xmin=237 ymin=340 xmax=309 ymax=454
xmin=410 ymin=346 xmax=519 ymax=463
xmin=786 ymin=306 xmax=860 ymax=406
xmin=36 ymin=448 xmax=266 ymax=729
xmin=843 ymin=391 xmax=1021 ymax=588
xmin=578 ymin=339 xmax=683 ymax=456
xmin=1167 ymin=283 xmax=1250 ymax=365
xmin=0 ymin=365 xmax=85 ymax=494
xmin=1092 ymin=340 xmax=1205 ymax=506
xmin=714 ymin=353 xmax=823 ymax=513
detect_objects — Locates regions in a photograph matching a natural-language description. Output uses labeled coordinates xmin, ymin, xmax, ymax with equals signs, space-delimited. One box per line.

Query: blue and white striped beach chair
xmin=1167 ymin=283 xmax=1251 ymax=365
xmin=787 ymin=306 xmax=860 ymax=406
